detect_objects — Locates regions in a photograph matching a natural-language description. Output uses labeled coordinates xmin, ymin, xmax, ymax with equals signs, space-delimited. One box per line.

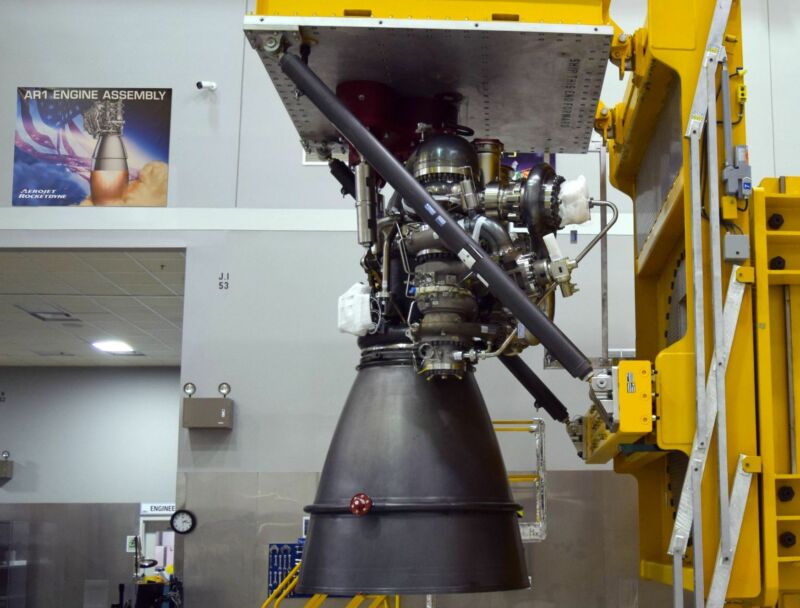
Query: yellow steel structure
xmin=248 ymin=0 xmax=800 ymax=605
xmin=592 ymin=0 xmax=766 ymax=605
xmin=751 ymin=177 xmax=800 ymax=607
xmin=253 ymin=0 xmax=615 ymax=27
xmin=584 ymin=360 xmax=653 ymax=464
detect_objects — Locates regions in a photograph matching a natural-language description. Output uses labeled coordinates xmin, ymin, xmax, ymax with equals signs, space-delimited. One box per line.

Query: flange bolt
xmin=770 ymin=256 xmax=786 ymax=270
xmin=778 ymin=485 xmax=796 ymax=502
xmin=263 ymin=36 xmax=281 ymax=53
xmin=780 ymin=531 xmax=797 ymax=548
xmin=768 ymin=213 xmax=785 ymax=230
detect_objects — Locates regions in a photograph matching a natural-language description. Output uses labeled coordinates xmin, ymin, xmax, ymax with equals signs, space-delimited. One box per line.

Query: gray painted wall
xmin=0 ymin=502 xmax=141 ymax=608
xmin=0 ymin=367 xmax=180 ymax=503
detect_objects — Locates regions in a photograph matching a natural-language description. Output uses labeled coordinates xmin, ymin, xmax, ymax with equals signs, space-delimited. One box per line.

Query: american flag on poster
xmin=12 ymin=87 xmax=172 ymax=207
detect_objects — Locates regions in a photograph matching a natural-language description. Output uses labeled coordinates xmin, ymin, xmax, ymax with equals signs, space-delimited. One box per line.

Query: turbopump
xmin=338 ymin=132 xmax=604 ymax=380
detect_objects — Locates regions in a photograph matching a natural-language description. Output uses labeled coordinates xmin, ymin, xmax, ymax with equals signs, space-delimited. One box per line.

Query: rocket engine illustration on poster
xmin=12 ymin=87 xmax=171 ymax=206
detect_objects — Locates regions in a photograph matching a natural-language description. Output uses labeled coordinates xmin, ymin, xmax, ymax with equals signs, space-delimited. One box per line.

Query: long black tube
xmin=500 ymin=355 xmax=569 ymax=422
xmin=279 ymin=52 xmax=592 ymax=380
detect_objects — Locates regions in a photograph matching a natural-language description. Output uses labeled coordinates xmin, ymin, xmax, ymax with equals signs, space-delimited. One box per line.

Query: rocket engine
xmin=289 ymin=74 xmax=615 ymax=595
xmin=83 ymin=100 xmax=129 ymax=205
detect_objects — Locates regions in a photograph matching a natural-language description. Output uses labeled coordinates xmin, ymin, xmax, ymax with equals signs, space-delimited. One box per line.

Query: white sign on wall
xmin=140 ymin=502 xmax=176 ymax=516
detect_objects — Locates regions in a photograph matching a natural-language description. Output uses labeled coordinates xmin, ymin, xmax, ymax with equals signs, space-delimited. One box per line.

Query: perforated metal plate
xmin=245 ymin=16 xmax=612 ymax=157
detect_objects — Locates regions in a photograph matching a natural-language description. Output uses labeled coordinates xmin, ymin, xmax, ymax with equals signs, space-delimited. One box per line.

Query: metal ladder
xmin=668 ymin=1 xmax=755 ymax=605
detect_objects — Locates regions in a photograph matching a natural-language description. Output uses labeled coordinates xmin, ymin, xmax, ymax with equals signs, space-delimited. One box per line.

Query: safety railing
xmin=260 ymin=560 xmax=400 ymax=608
xmin=493 ymin=418 xmax=546 ymax=541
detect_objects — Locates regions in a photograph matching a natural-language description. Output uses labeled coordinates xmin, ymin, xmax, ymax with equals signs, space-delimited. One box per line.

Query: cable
xmin=698 ymin=123 xmax=747 ymax=230
xmin=721 ymin=220 xmax=743 ymax=235
xmin=716 ymin=103 xmax=744 ymax=126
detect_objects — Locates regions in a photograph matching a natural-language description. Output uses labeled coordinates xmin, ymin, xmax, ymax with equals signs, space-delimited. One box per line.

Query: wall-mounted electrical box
xmin=181 ymin=398 xmax=234 ymax=429
xmin=0 ymin=460 xmax=13 ymax=485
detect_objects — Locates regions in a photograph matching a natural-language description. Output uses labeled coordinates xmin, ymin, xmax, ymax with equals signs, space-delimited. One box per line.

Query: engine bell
xmin=297 ymin=347 xmax=529 ymax=595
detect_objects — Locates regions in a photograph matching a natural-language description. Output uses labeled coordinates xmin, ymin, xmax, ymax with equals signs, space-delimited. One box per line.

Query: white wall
xmin=762 ymin=0 xmax=800 ymax=179
xmin=0 ymin=366 xmax=180 ymax=503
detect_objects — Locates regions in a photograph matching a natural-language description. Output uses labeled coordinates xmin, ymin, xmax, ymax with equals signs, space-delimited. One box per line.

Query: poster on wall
xmin=12 ymin=87 xmax=172 ymax=207
xmin=501 ymin=152 xmax=553 ymax=181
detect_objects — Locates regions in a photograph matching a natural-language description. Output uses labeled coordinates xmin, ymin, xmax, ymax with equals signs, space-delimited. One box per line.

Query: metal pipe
xmin=485 ymin=330 xmax=516 ymax=358
xmin=598 ymin=147 xmax=609 ymax=365
xmin=706 ymin=55 xmax=731 ymax=561
xmin=345 ymin=596 xmax=367 ymax=608
xmin=689 ymin=127 xmax=706 ymax=608
xmin=720 ymin=58 xmax=733 ymax=170
xmin=355 ymin=159 xmax=376 ymax=246
xmin=405 ymin=216 xmax=514 ymax=259
xmin=499 ymin=354 xmax=569 ymax=422
xmin=461 ymin=216 xmax=515 ymax=258
xmin=673 ymin=549 xmax=684 ymax=608
xmin=274 ymin=578 xmax=301 ymax=608
xmin=452 ymin=329 xmax=515 ymax=364
xmin=279 ymin=51 xmax=592 ymax=380
xmin=575 ymin=200 xmax=618 ymax=265
xmin=786 ymin=286 xmax=797 ymax=474
xmin=691 ymin=459 xmax=705 ymax=607
xmin=507 ymin=473 xmax=540 ymax=482
xmin=305 ymin=595 xmax=329 ymax=608
xmin=261 ymin=561 xmax=302 ymax=608
xmin=379 ymin=223 xmax=396 ymax=297
xmin=493 ymin=419 xmax=538 ymax=425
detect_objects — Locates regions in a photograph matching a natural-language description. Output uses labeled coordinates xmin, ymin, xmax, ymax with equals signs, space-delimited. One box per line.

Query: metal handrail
xmin=260 ymin=563 xmax=400 ymax=608
xmin=261 ymin=561 xmax=301 ymax=608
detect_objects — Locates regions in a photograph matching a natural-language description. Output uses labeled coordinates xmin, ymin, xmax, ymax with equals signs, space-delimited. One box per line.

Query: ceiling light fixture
xmin=92 ymin=340 xmax=135 ymax=354
xmin=16 ymin=305 xmax=79 ymax=322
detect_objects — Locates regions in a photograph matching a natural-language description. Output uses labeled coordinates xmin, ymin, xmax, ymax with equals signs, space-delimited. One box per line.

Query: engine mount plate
xmin=245 ymin=16 xmax=612 ymax=159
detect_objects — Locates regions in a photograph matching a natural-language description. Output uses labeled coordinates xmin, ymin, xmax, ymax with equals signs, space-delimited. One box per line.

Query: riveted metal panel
xmin=246 ymin=17 xmax=612 ymax=156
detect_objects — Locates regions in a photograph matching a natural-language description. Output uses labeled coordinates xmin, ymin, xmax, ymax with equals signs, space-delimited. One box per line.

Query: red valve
xmin=349 ymin=493 xmax=373 ymax=516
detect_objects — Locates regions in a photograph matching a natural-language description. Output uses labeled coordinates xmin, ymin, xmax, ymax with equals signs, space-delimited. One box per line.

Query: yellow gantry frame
xmin=594 ymin=1 xmax=800 ymax=606
xmin=253 ymin=0 xmax=614 ymax=27
xmin=584 ymin=361 xmax=653 ymax=465
xmin=751 ymin=177 xmax=800 ymax=607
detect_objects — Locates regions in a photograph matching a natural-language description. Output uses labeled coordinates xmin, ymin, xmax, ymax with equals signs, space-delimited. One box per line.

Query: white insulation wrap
xmin=542 ymin=233 xmax=564 ymax=260
xmin=559 ymin=174 xmax=591 ymax=227
xmin=337 ymin=282 xmax=373 ymax=336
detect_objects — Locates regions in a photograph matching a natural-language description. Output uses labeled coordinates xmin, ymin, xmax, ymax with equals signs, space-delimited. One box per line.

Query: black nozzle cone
xmin=298 ymin=361 xmax=529 ymax=595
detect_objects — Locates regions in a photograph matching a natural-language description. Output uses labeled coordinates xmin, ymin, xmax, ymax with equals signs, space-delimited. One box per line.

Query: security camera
xmin=196 ymin=81 xmax=217 ymax=91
